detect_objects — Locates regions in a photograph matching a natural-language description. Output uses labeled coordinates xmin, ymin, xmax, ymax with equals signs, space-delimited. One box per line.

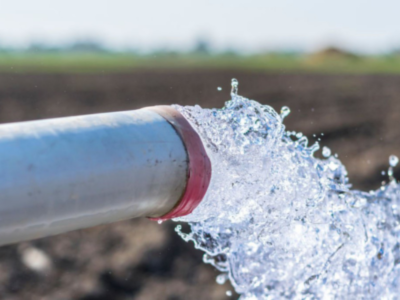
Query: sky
xmin=0 ymin=0 xmax=399 ymax=53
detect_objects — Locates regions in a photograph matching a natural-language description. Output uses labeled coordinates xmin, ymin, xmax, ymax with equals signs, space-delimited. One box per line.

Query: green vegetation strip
xmin=2 ymin=53 xmax=400 ymax=74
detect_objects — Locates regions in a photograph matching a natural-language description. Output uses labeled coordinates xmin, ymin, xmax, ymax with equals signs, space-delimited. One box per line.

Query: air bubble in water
xmin=322 ymin=146 xmax=331 ymax=157
xmin=389 ymin=155 xmax=399 ymax=167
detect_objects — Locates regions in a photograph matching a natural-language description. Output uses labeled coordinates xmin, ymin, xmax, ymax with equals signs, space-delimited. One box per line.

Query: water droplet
xmin=157 ymin=220 xmax=163 ymax=224
xmin=389 ymin=155 xmax=399 ymax=167
xmin=231 ymin=78 xmax=239 ymax=96
xmin=295 ymin=132 xmax=303 ymax=138
xmin=217 ymin=87 xmax=222 ymax=91
xmin=216 ymin=274 xmax=227 ymax=285
xmin=280 ymin=106 xmax=291 ymax=120
xmin=226 ymin=290 xmax=232 ymax=297
xmin=382 ymin=171 xmax=386 ymax=176
xmin=322 ymin=146 xmax=331 ymax=157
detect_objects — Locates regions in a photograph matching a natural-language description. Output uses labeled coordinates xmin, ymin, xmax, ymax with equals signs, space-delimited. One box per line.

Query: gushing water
xmin=172 ymin=79 xmax=400 ymax=299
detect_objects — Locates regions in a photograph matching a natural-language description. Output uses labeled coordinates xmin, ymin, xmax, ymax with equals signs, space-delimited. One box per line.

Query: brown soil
xmin=0 ymin=69 xmax=399 ymax=299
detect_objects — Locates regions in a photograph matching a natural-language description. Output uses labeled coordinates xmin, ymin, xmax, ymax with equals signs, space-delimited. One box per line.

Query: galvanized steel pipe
xmin=0 ymin=107 xmax=211 ymax=246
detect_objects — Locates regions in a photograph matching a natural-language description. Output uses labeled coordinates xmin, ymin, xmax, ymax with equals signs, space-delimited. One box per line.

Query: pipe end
xmin=146 ymin=106 xmax=211 ymax=221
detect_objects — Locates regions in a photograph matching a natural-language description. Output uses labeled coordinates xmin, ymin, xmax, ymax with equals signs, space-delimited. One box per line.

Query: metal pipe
xmin=0 ymin=107 xmax=211 ymax=246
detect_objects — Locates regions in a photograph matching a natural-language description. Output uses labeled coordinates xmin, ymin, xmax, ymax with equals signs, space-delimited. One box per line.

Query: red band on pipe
xmin=147 ymin=106 xmax=212 ymax=221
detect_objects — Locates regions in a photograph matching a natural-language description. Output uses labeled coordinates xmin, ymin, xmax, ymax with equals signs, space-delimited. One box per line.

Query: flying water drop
xmin=231 ymin=78 xmax=239 ymax=96
xmin=216 ymin=274 xmax=228 ymax=285
xmin=322 ymin=146 xmax=331 ymax=157
xmin=389 ymin=155 xmax=399 ymax=167
xmin=280 ymin=106 xmax=291 ymax=120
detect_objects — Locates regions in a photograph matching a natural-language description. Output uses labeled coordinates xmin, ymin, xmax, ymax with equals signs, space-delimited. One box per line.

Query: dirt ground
xmin=0 ymin=69 xmax=399 ymax=299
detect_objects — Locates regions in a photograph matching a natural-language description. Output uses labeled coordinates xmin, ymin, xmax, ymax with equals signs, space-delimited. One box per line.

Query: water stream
xmin=173 ymin=79 xmax=400 ymax=299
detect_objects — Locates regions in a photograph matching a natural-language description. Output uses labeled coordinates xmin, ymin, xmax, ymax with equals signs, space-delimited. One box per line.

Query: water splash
xmin=172 ymin=79 xmax=400 ymax=299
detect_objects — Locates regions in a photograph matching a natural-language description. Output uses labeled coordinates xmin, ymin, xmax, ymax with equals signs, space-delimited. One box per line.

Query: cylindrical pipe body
xmin=0 ymin=109 xmax=188 ymax=246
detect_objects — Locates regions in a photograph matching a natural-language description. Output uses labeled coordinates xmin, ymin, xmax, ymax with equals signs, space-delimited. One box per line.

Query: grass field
xmin=2 ymin=52 xmax=400 ymax=73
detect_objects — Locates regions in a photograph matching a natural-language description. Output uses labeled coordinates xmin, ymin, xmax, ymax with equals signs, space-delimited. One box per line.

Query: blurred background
xmin=0 ymin=1 xmax=400 ymax=299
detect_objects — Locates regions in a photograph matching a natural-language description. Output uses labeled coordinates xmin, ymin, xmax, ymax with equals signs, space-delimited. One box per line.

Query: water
xmin=172 ymin=80 xmax=400 ymax=299
xmin=390 ymin=155 xmax=399 ymax=167
xmin=322 ymin=146 xmax=331 ymax=158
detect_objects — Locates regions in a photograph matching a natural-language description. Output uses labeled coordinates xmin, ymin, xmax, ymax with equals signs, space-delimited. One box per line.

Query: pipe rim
xmin=146 ymin=106 xmax=212 ymax=221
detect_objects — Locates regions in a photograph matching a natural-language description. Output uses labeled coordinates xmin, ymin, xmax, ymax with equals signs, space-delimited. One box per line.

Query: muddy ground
xmin=0 ymin=70 xmax=399 ymax=299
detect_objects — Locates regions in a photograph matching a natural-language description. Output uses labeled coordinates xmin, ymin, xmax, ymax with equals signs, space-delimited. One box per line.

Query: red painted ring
xmin=147 ymin=106 xmax=212 ymax=221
